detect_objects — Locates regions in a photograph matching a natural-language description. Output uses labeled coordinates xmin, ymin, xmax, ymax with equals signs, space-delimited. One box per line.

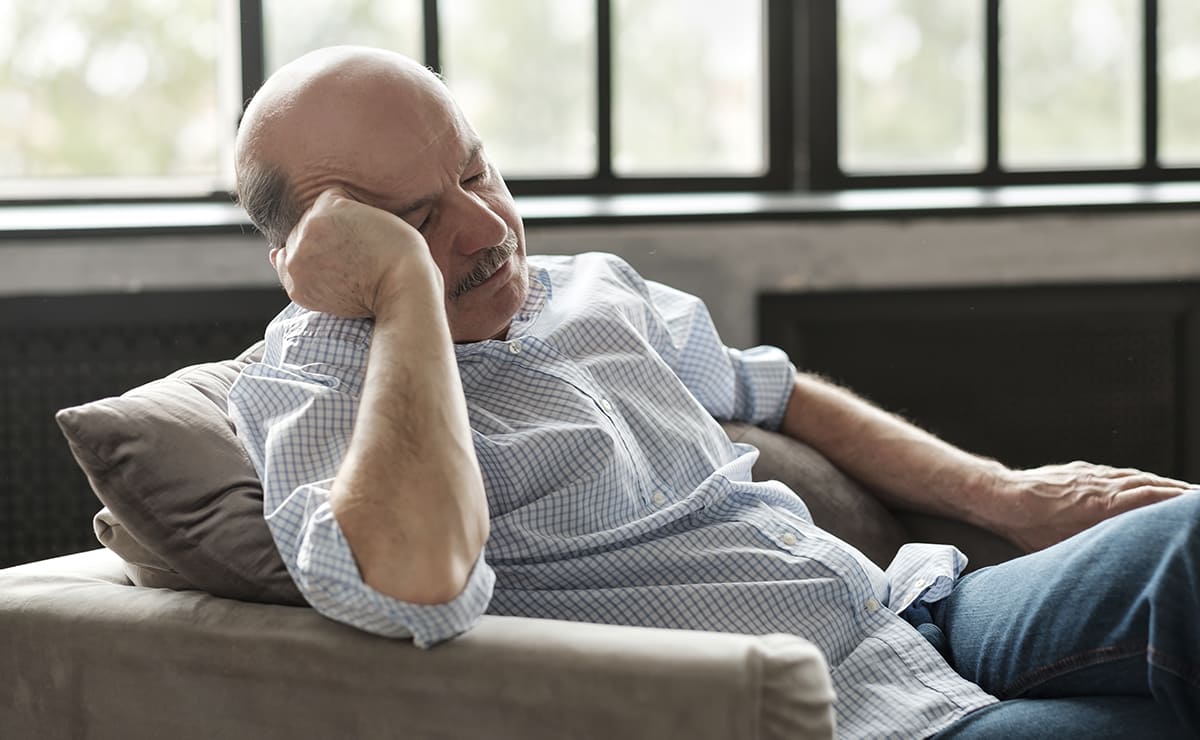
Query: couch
xmin=0 ymin=346 xmax=1022 ymax=740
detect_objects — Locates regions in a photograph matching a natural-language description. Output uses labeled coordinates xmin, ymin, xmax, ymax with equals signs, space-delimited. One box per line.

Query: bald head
xmin=235 ymin=46 xmax=456 ymax=247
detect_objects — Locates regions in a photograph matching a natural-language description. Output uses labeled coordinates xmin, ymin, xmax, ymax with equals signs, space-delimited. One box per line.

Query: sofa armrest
xmin=1 ymin=550 xmax=835 ymax=740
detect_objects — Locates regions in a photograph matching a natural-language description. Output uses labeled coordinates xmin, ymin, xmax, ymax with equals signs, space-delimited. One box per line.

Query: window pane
xmin=0 ymin=0 xmax=232 ymax=196
xmin=1160 ymin=0 xmax=1200 ymax=166
xmin=613 ymin=0 xmax=764 ymax=176
xmin=264 ymin=0 xmax=422 ymax=73
xmin=839 ymin=0 xmax=983 ymax=174
xmin=1001 ymin=0 xmax=1141 ymax=170
xmin=442 ymin=0 xmax=595 ymax=177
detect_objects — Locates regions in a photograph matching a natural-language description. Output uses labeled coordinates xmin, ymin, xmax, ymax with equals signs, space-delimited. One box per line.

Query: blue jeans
xmin=902 ymin=494 xmax=1200 ymax=739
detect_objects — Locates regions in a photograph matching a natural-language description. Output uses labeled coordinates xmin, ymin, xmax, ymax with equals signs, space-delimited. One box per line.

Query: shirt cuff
xmin=729 ymin=346 xmax=796 ymax=430
xmin=884 ymin=542 xmax=967 ymax=613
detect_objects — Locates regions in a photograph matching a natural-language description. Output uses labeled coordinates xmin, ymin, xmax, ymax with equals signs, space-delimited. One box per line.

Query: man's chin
xmin=448 ymin=258 xmax=529 ymax=343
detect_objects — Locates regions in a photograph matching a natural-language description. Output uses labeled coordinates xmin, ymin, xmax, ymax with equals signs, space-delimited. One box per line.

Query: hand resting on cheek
xmin=270 ymin=188 xmax=444 ymax=320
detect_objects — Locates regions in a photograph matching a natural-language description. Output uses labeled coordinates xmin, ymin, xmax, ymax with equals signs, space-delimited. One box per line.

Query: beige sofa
xmin=0 ymin=416 xmax=1021 ymax=739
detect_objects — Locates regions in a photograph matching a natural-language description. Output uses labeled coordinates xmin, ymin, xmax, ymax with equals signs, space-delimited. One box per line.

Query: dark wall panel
xmin=759 ymin=283 xmax=1200 ymax=482
xmin=0 ymin=289 xmax=287 ymax=567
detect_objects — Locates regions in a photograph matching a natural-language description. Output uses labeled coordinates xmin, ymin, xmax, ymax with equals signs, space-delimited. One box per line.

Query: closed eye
xmin=410 ymin=210 xmax=432 ymax=232
xmin=464 ymin=163 xmax=489 ymax=186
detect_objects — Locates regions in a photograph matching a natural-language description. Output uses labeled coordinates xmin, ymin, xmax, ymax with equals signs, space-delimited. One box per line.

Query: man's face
xmin=267 ymin=53 xmax=529 ymax=343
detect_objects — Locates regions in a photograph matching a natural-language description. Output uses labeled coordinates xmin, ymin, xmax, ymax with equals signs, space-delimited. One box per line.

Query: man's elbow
xmin=343 ymin=507 xmax=489 ymax=605
xmin=364 ymin=552 xmax=482 ymax=604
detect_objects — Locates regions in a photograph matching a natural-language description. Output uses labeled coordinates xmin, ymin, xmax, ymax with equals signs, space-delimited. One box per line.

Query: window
xmin=1 ymin=0 xmax=1196 ymax=204
xmin=818 ymin=0 xmax=1200 ymax=187
xmin=838 ymin=0 xmax=984 ymax=174
xmin=1160 ymin=0 xmax=1200 ymax=166
xmin=441 ymin=0 xmax=596 ymax=177
xmin=263 ymin=1 xmax=423 ymax=75
xmin=0 ymin=0 xmax=239 ymax=200
xmin=612 ymin=0 xmax=765 ymax=176
xmin=1000 ymin=0 xmax=1141 ymax=170
xmin=2 ymin=0 xmax=781 ymax=200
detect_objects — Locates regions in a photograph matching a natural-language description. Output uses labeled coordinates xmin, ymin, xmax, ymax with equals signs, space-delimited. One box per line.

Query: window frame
xmin=808 ymin=0 xmax=1200 ymax=190
xmin=4 ymin=0 xmax=1197 ymax=207
xmin=239 ymin=0 xmax=795 ymax=197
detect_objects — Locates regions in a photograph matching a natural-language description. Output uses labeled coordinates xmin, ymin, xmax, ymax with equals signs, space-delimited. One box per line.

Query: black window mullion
xmin=765 ymin=0 xmax=795 ymax=189
xmin=806 ymin=0 xmax=839 ymax=189
xmin=596 ymin=0 xmax=614 ymax=183
xmin=984 ymin=0 xmax=1000 ymax=178
xmin=239 ymin=0 xmax=265 ymax=111
xmin=423 ymin=0 xmax=441 ymax=73
xmin=1143 ymin=0 xmax=1159 ymax=171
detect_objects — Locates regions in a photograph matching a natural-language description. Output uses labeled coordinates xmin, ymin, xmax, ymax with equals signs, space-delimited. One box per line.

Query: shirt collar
xmin=509 ymin=264 xmax=551 ymax=334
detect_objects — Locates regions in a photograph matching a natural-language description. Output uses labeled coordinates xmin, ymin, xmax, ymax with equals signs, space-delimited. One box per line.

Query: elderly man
xmin=228 ymin=46 xmax=1198 ymax=738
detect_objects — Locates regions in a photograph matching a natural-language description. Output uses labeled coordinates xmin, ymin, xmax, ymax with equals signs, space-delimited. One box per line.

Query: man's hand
xmin=990 ymin=461 xmax=1197 ymax=552
xmin=271 ymin=188 xmax=442 ymax=318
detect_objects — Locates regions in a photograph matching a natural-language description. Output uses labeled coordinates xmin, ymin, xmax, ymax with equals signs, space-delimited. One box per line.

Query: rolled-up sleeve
xmin=641 ymin=276 xmax=795 ymax=430
xmin=228 ymin=307 xmax=495 ymax=647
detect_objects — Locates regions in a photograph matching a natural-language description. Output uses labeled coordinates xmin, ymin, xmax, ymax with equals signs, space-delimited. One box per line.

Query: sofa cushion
xmin=55 ymin=345 xmax=305 ymax=605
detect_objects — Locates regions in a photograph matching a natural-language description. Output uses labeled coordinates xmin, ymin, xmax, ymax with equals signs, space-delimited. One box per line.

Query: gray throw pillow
xmin=93 ymin=506 xmax=195 ymax=591
xmin=55 ymin=346 xmax=305 ymax=605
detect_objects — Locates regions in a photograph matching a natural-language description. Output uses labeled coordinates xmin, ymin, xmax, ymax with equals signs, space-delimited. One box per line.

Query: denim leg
xmin=929 ymin=494 xmax=1200 ymax=735
xmin=930 ymin=697 xmax=1194 ymax=739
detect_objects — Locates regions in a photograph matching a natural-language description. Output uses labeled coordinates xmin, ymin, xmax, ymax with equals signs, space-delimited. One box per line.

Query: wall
xmin=3 ymin=208 xmax=1199 ymax=348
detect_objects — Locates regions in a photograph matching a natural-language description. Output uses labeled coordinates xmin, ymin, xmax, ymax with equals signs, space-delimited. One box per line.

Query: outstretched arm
xmin=272 ymin=188 xmax=488 ymax=604
xmin=780 ymin=372 xmax=1195 ymax=551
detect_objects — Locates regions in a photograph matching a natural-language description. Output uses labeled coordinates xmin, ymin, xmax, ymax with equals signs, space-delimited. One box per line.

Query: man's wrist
xmin=372 ymin=257 xmax=445 ymax=325
xmin=971 ymin=462 xmax=1031 ymax=545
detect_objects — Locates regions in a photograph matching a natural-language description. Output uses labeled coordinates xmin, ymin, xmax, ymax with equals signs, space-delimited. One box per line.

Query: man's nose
xmin=448 ymin=190 xmax=509 ymax=255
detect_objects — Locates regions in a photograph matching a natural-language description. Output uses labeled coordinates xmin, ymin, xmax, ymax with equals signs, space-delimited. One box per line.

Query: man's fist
xmin=270 ymin=189 xmax=443 ymax=318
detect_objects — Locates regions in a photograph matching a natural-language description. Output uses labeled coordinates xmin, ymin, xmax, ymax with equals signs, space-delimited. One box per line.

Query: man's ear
xmin=268 ymin=247 xmax=281 ymax=269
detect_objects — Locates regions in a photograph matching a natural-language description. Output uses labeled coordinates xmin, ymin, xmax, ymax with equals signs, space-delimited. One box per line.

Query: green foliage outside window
xmin=0 ymin=0 xmax=230 ymax=187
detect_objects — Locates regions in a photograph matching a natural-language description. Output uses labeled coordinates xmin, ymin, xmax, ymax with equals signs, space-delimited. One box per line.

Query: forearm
xmin=780 ymin=372 xmax=1009 ymax=530
xmin=331 ymin=287 xmax=488 ymax=605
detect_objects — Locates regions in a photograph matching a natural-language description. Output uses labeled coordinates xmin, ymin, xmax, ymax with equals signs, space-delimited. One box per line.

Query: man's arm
xmin=273 ymin=189 xmax=488 ymax=604
xmin=780 ymin=372 xmax=1195 ymax=552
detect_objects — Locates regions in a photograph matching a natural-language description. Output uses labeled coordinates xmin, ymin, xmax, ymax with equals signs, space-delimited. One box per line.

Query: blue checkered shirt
xmin=229 ymin=252 xmax=996 ymax=738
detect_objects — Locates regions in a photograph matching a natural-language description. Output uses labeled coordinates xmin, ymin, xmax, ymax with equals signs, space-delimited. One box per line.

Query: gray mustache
xmin=450 ymin=232 xmax=518 ymax=299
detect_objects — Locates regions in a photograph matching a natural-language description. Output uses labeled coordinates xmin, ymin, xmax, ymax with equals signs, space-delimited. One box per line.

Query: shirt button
xmin=651 ymin=491 xmax=667 ymax=506
xmin=508 ymin=341 xmax=522 ymax=355
xmin=780 ymin=532 xmax=797 ymax=546
xmin=599 ymin=399 xmax=614 ymax=413
xmin=865 ymin=598 xmax=881 ymax=614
